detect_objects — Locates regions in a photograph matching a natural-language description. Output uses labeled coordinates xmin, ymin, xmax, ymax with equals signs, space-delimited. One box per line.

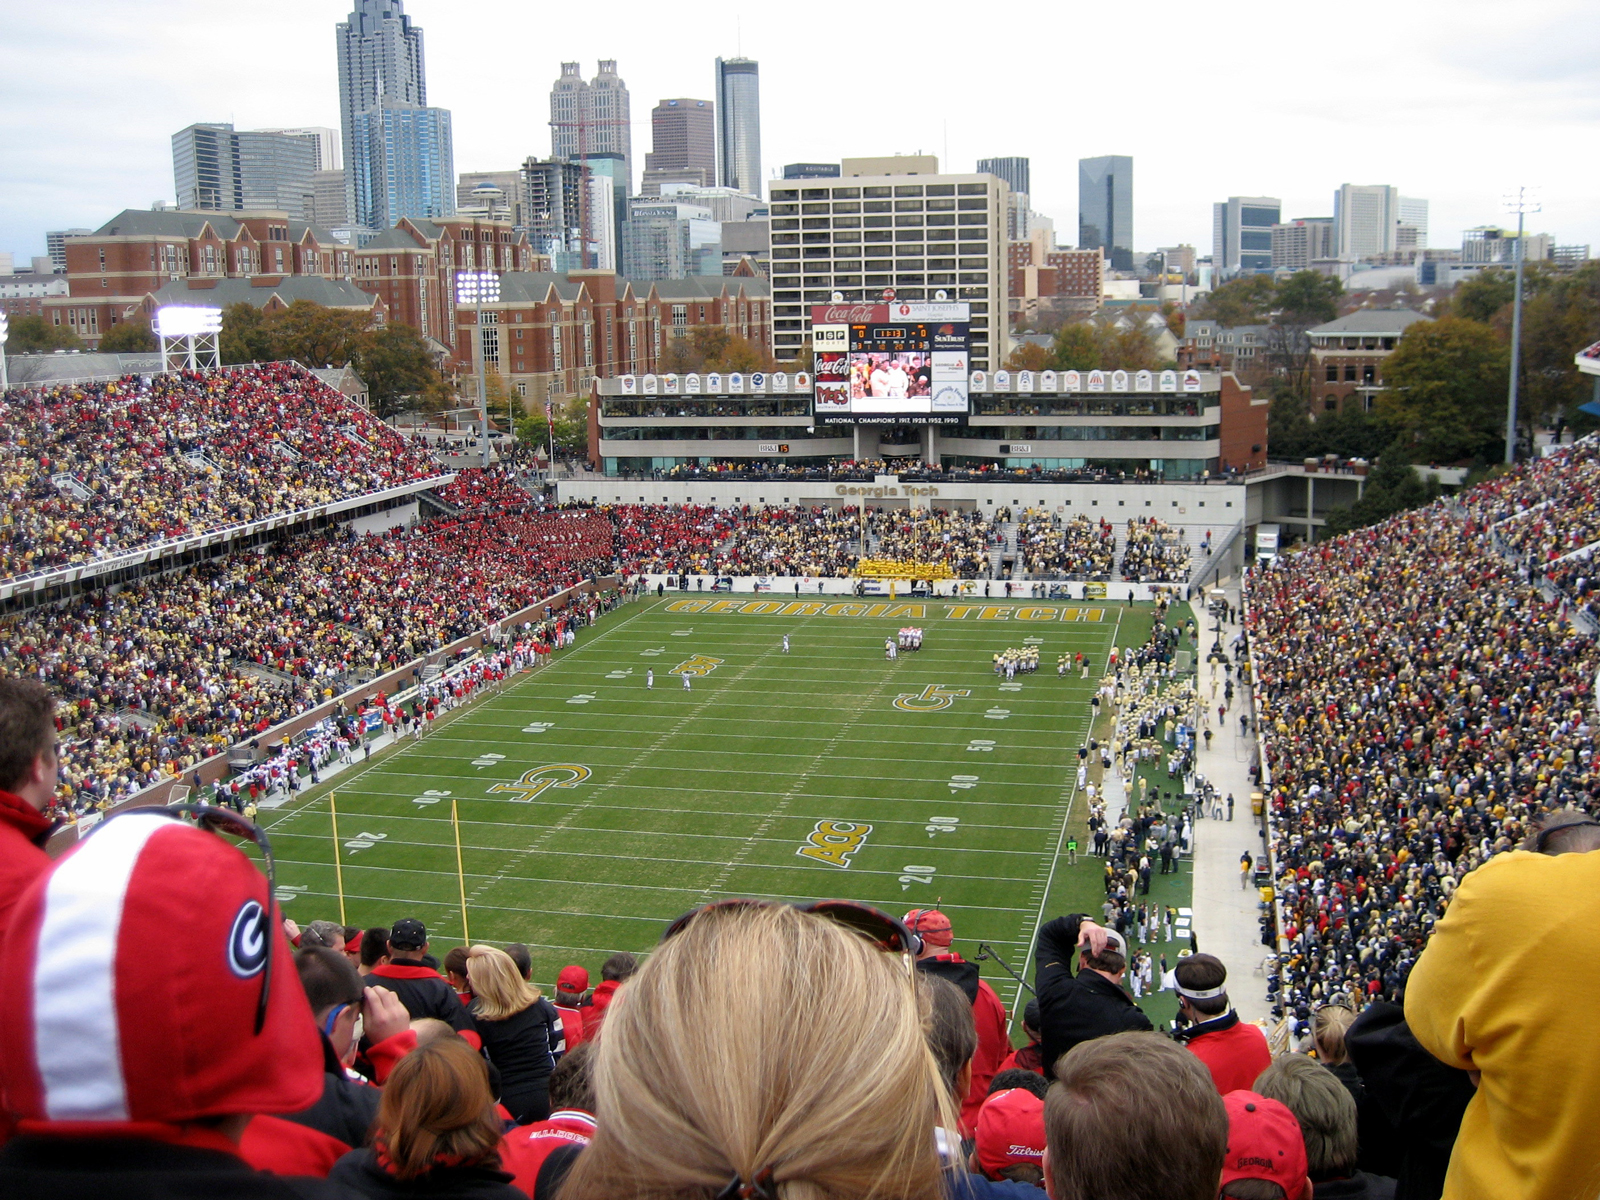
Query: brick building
xmin=1308 ymin=308 xmax=1427 ymax=414
xmin=1007 ymin=228 xmax=1103 ymax=324
xmin=44 ymin=209 xmax=359 ymax=344
xmin=452 ymin=271 xmax=771 ymax=406
xmin=0 ymin=272 xmax=70 ymax=321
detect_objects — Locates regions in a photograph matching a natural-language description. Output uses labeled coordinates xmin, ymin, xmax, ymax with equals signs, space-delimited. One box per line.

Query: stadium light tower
xmin=455 ymin=270 xmax=500 ymax=467
xmin=1503 ymin=187 xmax=1541 ymax=464
xmin=154 ymin=305 xmax=223 ymax=373
xmin=0 ymin=311 xmax=9 ymax=391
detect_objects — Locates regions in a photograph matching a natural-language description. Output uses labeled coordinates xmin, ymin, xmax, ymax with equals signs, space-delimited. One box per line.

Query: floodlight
xmin=154 ymin=305 xmax=223 ymax=338
xmin=455 ymin=271 xmax=501 ymax=305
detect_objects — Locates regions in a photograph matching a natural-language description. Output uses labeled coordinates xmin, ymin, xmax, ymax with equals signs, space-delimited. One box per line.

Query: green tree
xmin=516 ymin=394 xmax=589 ymax=456
xmin=1517 ymin=261 xmax=1600 ymax=434
xmin=4 ymin=314 xmax=82 ymax=354
xmin=1049 ymin=323 xmax=1099 ymax=370
xmin=220 ymin=303 xmax=276 ymax=365
xmin=96 ymin=314 xmax=157 ymax=353
xmin=1453 ymin=268 xmax=1516 ymax=323
xmin=353 ymin=323 xmax=450 ymax=418
xmin=1274 ymin=271 xmax=1343 ymax=325
xmin=1376 ymin=317 xmax=1508 ymax=463
xmin=269 ymin=300 xmax=372 ymax=368
xmin=1321 ymin=448 xmax=1439 ymax=537
xmin=1195 ymin=274 xmax=1277 ymax=327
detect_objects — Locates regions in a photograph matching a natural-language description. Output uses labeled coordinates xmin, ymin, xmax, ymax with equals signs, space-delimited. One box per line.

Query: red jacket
xmin=0 ymin=789 xmax=52 ymax=950
xmin=500 ymin=1109 xmax=596 ymax=1195
xmin=915 ymin=953 xmax=1009 ymax=1134
xmin=1179 ymin=1011 xmax=1272 ymax=1095
xmin=584 ymin=979 xmax=624 ymax=1032
xmin=554 ymin=1003 xmax=586 ymax=1048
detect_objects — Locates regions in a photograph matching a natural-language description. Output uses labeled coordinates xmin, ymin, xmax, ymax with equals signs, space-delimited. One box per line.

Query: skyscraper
xmin=172 ymin=124 xmax=320 ymax=218
xmin=1334 ymin=184 xmax=1399 ymax=259
xmin=715 ymin=57 xmax=761 ymax=196
xmin=1399 ymin=196 xmax=1429 ymax=248
xmin=645 ymin=99 xmax=716 ymax=189
xmin=1079 ymin=155 xmax=1132 ymax=271
xmin=549 ymin=61 xmax=633 ymax=194
xmin=350 ymin=101 xmax=454 ymax=229
xmin=978 ymin=157 xmax=1030 ymax=197
xmin=336 ymin=0 xmax=451 ymax=229
xmin=1212 ymin=196 xmax=1280 ymax=276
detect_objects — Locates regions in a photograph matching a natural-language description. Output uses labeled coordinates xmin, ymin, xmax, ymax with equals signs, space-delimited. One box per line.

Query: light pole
xmin=1503 ymin=187 xmax=1541 ymax=464
xmin=0 ymin=311 xmax=9 ymax=391
xmin=455 ymin=270 xmax=501 ymax=467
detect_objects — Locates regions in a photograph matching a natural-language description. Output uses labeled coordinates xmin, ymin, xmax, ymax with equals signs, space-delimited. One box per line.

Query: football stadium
xmin=5 ymin=343 xmax=1600 ymax=1200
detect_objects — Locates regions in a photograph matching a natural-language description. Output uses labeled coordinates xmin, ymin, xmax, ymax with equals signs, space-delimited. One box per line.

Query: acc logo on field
xmin=490 ymin=764 xmax=592 ymax=803
xmin=227 ymin=899 xmax=268 ymax=978
xmin=893 ymin=683 xmax=971 ymax=712
xmin=797 ymin=820 xmax=873 ymax=868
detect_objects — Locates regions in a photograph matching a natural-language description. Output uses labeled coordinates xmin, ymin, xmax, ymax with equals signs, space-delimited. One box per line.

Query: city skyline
xmin=2 ymin=0 xmax=1596 ymax=260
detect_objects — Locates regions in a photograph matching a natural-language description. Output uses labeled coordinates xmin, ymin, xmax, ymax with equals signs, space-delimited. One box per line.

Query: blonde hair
xmin=1311 ymin=1004 xmax=1357 ymax=1065
xmin=559 ymin=904 xmax=953 ymax=1200
xmin=466 ymin=944 xmax=541 ymax=1020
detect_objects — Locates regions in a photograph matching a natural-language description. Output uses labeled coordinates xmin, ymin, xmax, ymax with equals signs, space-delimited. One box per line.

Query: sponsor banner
xmin=642 ymin=374 xmax=659 ymax=394
xmin=1159 ymin=369 xmax=1177 ymax=392
xmin=1183 ymin=369 xmax=1202 ymax=392
xmin=619 ymin=374 xmax=637 ymax=394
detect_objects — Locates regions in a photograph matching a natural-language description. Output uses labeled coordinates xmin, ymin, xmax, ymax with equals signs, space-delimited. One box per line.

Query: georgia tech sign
xmin=489 ymin=764 xmax=592 ymax=803
xmin=834 ymin=484 xmax=940 ymax=498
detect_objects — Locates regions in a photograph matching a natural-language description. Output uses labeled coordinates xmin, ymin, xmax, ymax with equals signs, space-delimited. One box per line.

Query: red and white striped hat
xmin=0 ymin=811 xmax=324 ymax=1127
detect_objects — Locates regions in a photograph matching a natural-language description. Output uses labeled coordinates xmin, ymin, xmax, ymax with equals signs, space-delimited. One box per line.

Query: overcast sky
xmin=2 ymin=0 xmax=1596 ymax=263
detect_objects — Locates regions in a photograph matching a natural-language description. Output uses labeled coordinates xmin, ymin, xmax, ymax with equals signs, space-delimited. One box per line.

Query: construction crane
xmin=547 ymin=107 xmax=629 ymax=270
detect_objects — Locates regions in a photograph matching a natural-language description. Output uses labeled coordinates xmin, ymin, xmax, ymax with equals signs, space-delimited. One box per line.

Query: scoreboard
xmin=811 ymin=301 xmax=970 ymax=424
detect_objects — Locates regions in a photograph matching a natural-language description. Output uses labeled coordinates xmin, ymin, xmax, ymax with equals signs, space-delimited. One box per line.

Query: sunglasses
xmin=131 ymin=803 xmax=280 ymax=1035
xmin=663 ymin=898 xmax=922 ymax=956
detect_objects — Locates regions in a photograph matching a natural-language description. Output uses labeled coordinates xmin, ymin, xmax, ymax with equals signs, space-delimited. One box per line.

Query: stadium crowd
xmin=0 ymin=365 xmax=440 ymax=579
xmin=1119 ymin=517 xmax=1195 ymax=583
xmin=1248 ymin=442 xmax=1600 ymax=1027
xmin=3 ymin=471 xmax=616 ymax=818
xmin=1014 ymin=510 xmax=1116 ymax=579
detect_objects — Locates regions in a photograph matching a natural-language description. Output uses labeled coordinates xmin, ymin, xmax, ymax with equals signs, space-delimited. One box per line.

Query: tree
xmin=4 ymin=314 xmax=81 ymax=354
xmin=1265 ymin=271 xmax=1345 ymax=400
xmin=353 ymin=323 xmax=450 ymax=418
xmin=96 ymin=314 xmax=157 ymax=353
xmin=269 ymin=300 xmax=372 ymax=368
xmin=658 ymin=325 xmax=774 ymax=374
xmin=1004 ymin=341 xmax=1052 ymax=372
xmin=1194 ymin=274 xmax=1277 ymax=327
xmin=220 ymin=303 xmax=276 ymax=365
xmin=1516 ymin=261 xmax=1600 ymax=435
xmin=1320 ymin=448 xmax=1439 ymax=537
xmin=1376 ymin=317 xmax=1508 ymax=463
xmin=1050 ymin=323 xmax=1099 ymax=371
xmin=1453 ymin=268 xmax=1516 ymax=324
xmin=516 ymin=394 xmax=589 ymax=457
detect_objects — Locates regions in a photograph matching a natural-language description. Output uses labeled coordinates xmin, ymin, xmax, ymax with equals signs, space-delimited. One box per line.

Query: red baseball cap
xmin=974 ymin=1088 xmax=1047 ymax=1178
xmin=0 ymin=812 xmax=323 ymax=1127
xmin=557 ymin=964 xmax=590 ymax=992
xmin=1221 ymin=1091 xmax=1310 ymax=1200
xmin=903 ymin=908 xmax=953 ymax=947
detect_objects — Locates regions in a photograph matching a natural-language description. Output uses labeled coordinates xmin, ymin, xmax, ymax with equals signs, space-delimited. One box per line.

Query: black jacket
xmin=1034 ymin=913 xmax=1152 ymax=1076
xmin=472 ymin=998 xmax=560 ymax=1124
xmin=1313 ymin=1172 xmax=1398 ymax=1200
xmin=0 ymin=1136 xmax=350 ymax=1200
xmin=329 ymin=1148 xmax=524 ymax=1199
xmin=1344 ymin=1001 xmax=1473 ymax=1200
xmin=362 ymin=964 xmax=477 ymax=1036
xmin=279 ymin=1032 xmax=382 ymax=1150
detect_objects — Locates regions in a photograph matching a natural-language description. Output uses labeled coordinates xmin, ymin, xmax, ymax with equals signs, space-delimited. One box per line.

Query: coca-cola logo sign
xmin=817 ymin=305 xmax=880 ymax=323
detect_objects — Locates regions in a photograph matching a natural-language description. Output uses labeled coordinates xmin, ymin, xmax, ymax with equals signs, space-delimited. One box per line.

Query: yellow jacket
xmin=1406 ymin=849 xmax=1600 ymax=1200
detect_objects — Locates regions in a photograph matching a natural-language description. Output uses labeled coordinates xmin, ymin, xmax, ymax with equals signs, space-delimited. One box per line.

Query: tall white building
xmin=1334 ymin=184 xmax=1399 ymax=259
xmin=1398 ymin=196 xmax=1429 ymax=248
xmin=767 ymin=164 xmax=1008 ymax=369
xmin=256 ymin=126 xmax=342 ymax=172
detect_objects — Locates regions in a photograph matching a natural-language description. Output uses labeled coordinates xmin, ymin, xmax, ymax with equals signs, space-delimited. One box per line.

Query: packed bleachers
xmin=609 ymin=504 xmax=743 ymax=575
xmin=1015 ymin=509 xmax=1116 ymax=579
xmin=710 ymin=505 xmax=863 ymax=577
xmin=1248 ymin=444 xmax=1600 ymax=1014
xmin=4 ymin=476 xmax=615 ymax=819
xmin=1118 ymin=517 xmax=1193 ymax=583
xmin=867 ymin=509 xmax=998 ymax=578
xmin=0 ymin=363 xmax=442 ymax=580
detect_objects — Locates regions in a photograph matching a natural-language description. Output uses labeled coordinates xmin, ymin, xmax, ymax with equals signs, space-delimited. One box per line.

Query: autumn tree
xmin=1004 ymin=341 xmax=1052 ymax=372
xmin=4 ymin=314 xmax=81 ymax=354
xmin=1376 ymin=317 xmax=1508 ymax=463
xmin=355 ymin=323 xmax=451 ymax=418
xmin=220 ymin=303 xmax=275 ymax=364
xmin=96 ymin=314 xmax=157 ymax=353
xmin=269 ymin=300 xmax=372 ymax=368
xmin=659 ymin=325 xmax=773 ymax=373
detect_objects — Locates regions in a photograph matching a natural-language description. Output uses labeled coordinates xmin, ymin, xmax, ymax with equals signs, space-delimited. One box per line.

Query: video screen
xmin=849 ymin=351 xmax=931 ymax=410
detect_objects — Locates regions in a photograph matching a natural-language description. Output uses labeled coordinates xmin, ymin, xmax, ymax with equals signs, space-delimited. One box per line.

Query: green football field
xmin=265 ymin=594 xmax=1194 ymax=1030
